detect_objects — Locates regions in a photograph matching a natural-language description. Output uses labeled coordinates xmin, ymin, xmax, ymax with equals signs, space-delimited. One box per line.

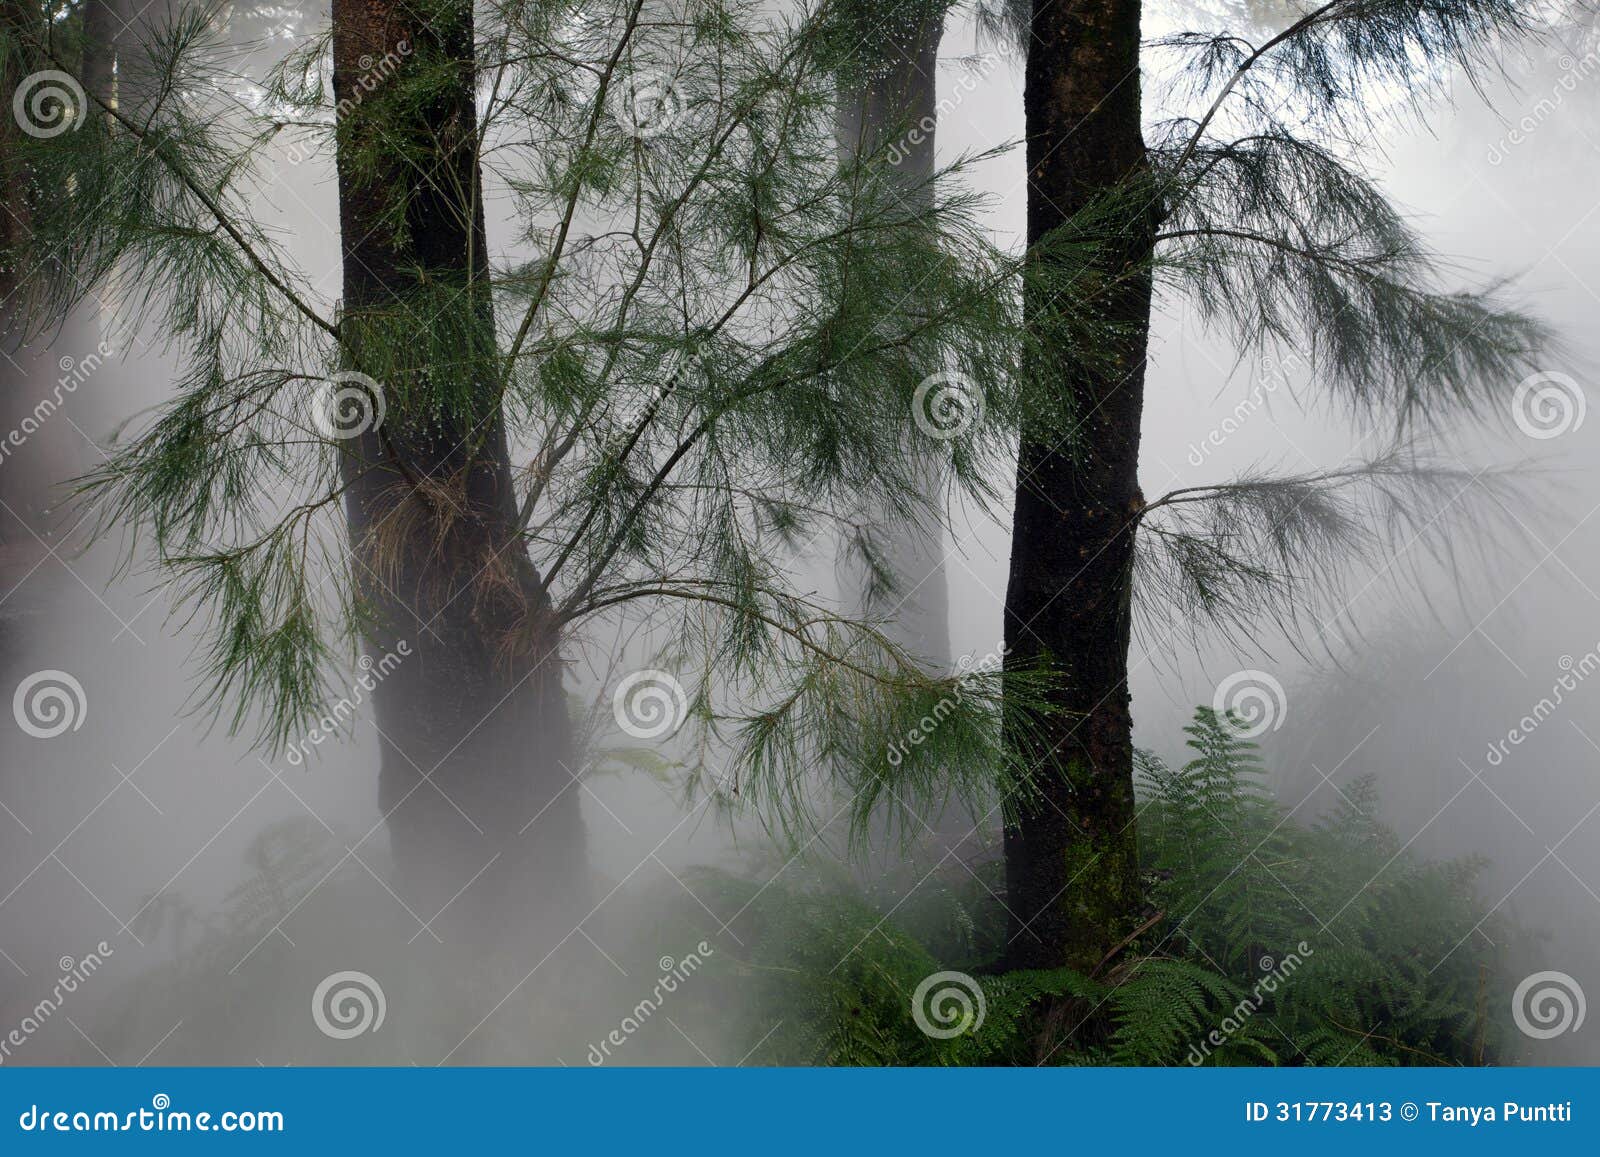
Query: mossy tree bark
xmin=1001 ymin=0 xmax=1152 ymax=973
xmin=330 ymin=0 xmax=586 ymax=952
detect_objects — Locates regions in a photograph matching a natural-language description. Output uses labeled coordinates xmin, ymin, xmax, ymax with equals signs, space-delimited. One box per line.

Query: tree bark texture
xmin=1001 ymin=0 xmax=1152 ymax=973
xmin=330 ymin=0 xmax=586 ymax=954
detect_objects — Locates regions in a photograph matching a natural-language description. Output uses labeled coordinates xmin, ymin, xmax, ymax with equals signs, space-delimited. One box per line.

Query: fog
xmin=1 ymin=2 xmax=1597 ymax=1065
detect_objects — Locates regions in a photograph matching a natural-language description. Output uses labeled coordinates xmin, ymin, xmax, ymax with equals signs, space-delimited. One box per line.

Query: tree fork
xmin=330 ymin=0 xmax=586 ymax=952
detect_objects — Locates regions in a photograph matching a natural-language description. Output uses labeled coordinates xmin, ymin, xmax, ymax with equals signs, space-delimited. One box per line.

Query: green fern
xmin=661 ymin=706 xmax=1509 ymax=1066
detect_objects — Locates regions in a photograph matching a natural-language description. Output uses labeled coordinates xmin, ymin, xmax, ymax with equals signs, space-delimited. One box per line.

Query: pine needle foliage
xmin=676 ymin=707 xmax=1507 ymax=1066
xmin=1132 ymin=449 xmax=1531 ymax=652
xmin=1 ymin=0 xmax=1563 ymax=857
xmin=1127 ymin=0 xmax=1556 ymax=647
xmin=4 ymin=0 xmax=1073 ymax=842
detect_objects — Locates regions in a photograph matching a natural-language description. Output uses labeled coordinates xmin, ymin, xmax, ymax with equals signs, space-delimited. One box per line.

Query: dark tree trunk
xmin=330 ymin=0 xmax=586 ymax=954
xmin=834 ymin=6 xmax=950 ymax=670
xmin=1001 ymin=0 xmax=1152 ymax=972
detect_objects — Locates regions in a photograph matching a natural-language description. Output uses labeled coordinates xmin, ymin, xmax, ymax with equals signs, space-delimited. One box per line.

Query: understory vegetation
xmin=103 ymin=708 xmax=1509 ymax=1066
xmin=3 ymin=0 xmax=1565 ymax=1070
xmin=662 ymin=709 xmax=1507 ymax=1066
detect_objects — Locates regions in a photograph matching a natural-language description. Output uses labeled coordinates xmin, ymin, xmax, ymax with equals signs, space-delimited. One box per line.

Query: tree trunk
xmin=1001 ymin=0 xmax=1151 ymax=972
xmin=834 ymin=5 xmax=950 ymax=670
xmin=80 ymin=0 xmax=122 ymax=105
xmin=330 ymin=0 xmax=586 ymax=955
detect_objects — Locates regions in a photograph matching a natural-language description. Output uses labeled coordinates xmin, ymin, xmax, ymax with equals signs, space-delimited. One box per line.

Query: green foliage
xmin=1133 ymin=451 xmax=1539 ymax=655
xmin=2 ymin=1 xmax=1562 ymax=953
xmin=7 ymin=0 xmax=1055 ymax=834
xmin=666 ymin=707 xmax=1507 ymax=1066
xmin=1121 ymin=0 xmax=1556 ymax=646
xmin=90 ymin=706 xmax=1511 ymax=1067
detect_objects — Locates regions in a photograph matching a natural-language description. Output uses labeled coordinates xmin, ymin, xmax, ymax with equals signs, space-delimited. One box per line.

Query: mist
xmin=1 ymin=0 xmax=1596 ymax=1067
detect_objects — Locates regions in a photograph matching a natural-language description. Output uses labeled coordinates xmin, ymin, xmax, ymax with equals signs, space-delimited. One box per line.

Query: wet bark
xmin=329 ymin=0 xmax=586 ymax=954
xmin=1001 ymin=0 xmax=1151 ymax=972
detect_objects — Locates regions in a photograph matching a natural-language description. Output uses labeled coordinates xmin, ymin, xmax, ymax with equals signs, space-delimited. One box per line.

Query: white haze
xmin=1 ymin=3 xmax=1597 ymax=1064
